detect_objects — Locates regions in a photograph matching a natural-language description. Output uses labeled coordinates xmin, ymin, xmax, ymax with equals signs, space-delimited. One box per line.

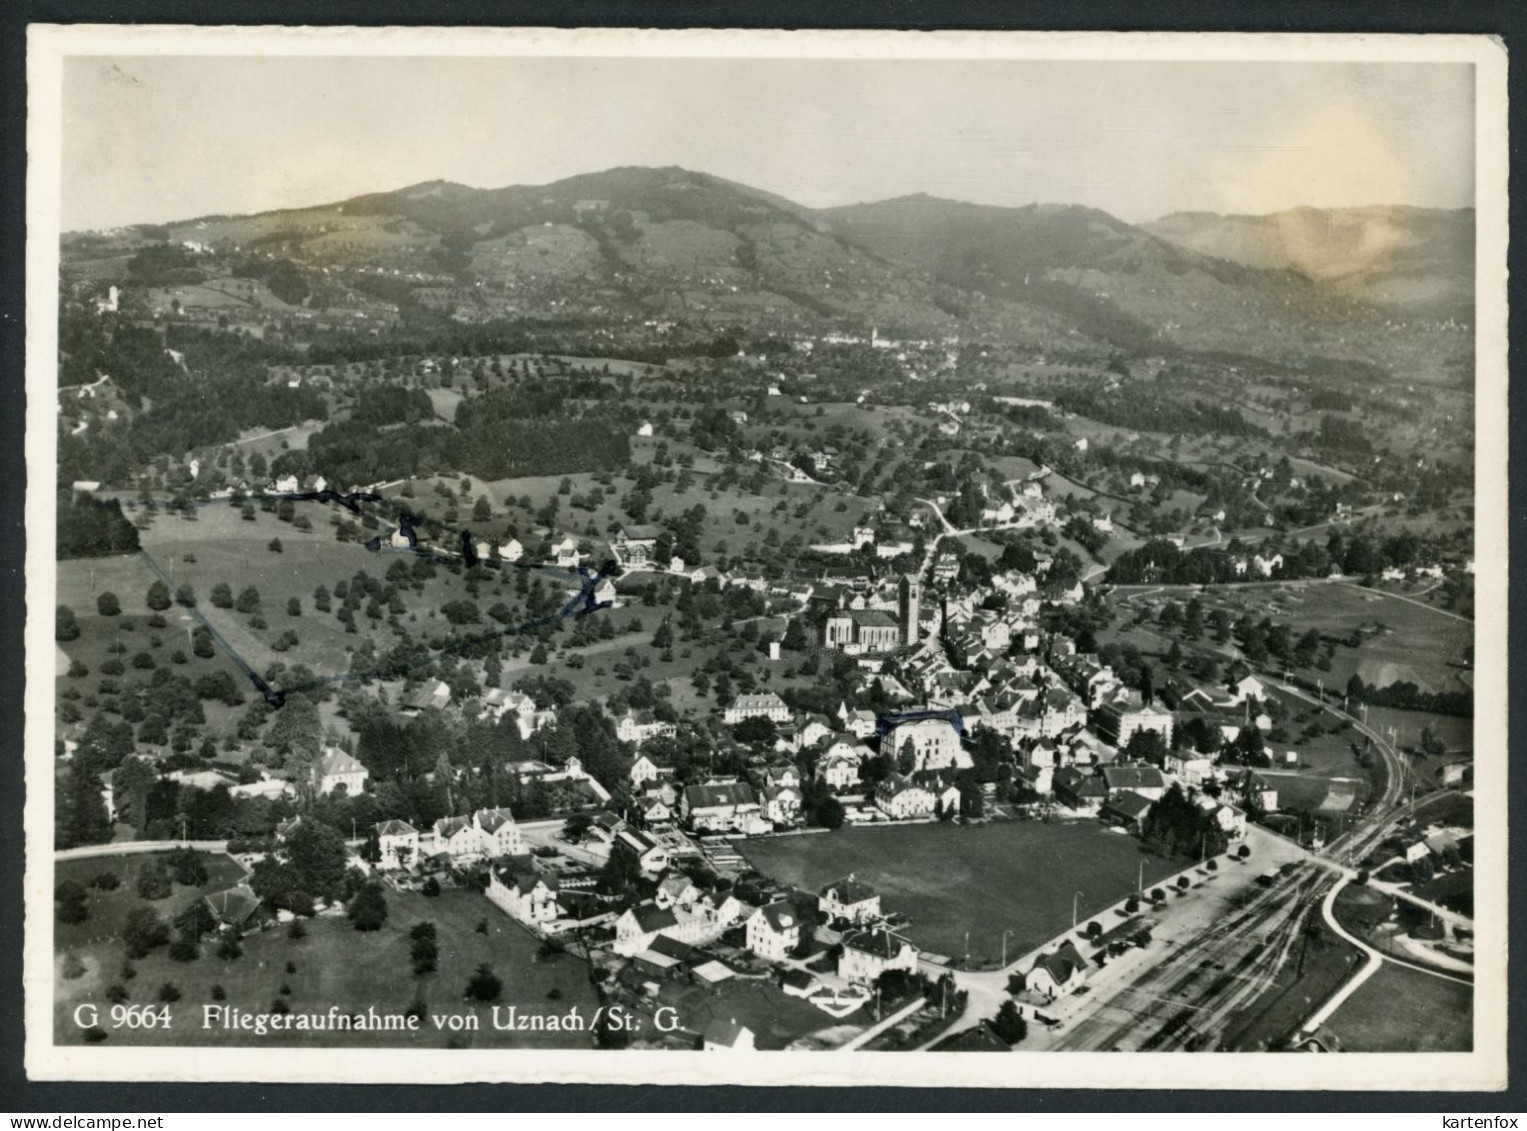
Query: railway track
xmin=1053 ymin=868 xmax=1330 ymax=1051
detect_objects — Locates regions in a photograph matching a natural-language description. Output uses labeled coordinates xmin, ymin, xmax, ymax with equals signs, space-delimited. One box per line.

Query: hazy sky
xmin=59 ymin=55 xmax=1475 ymax=231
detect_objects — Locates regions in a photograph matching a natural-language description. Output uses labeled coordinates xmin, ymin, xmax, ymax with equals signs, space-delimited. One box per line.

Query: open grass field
xmin=55 ymin=882 xmax=599 ymax=1048
xmin=1255 ymin=582 xmax=1471 ymax=696
xmin=1326 ymin=964 xmax=1472 ymax=1052
xmin=54 ymin=853 xmax=251 ymax=955
xmin=736 ymin=820 xmax=1187 ymax=963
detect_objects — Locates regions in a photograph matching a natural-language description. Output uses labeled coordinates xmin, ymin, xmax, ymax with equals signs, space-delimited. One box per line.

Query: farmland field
xmin=737 ymin=820 xmax=1187 ymax=963
xmin=1326 ymin=964 xmax=1472 ymax=1052
xmin=1247 ymin=582 xmax=1471 ymax=696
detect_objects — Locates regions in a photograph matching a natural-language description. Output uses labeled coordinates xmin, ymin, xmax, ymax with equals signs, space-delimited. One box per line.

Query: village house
xmin=639 ymin=789 xmax=675 ymax=826
xmin=478 ymin=689 xmax=556 ymax=739
xmin=1195 ymin=795 xmax=1247 ymax=840
xmin=1100 ymin=790 xmax=1155 ymax=834
xmin=317 ymin=747 xmax=369 ymax=796
xmin=486 ymin=869 xmax=561 ymax=926
xmin=1231 ymin=770 xmax=1279 ymax=812
xmin=616 ymin=710 xmax=678 ymax=746
xmin=615 ymin=902 xmax=682 ymax=957
xmin=1227 ymin=675 xmax=1269 ymax=705
xmin=746 ymin=901 xmax=801 ymax=962
xmin=1054 ymin=767 xmax=1109 ymax=814
xmin=474 ymin=806 xmax=524 ymax=857
xmin=1102 ymin=764 xmax=1168 ymax=802
xmin=838 ymin=929 xmax=919 ymax=986
xmin=874 ymin=775 xmax=939 ymax=820
xmin=838 ymin=703 xmax=879 ymax=739
xmin=682 ymin=781 xmax=764 ymax=834
xmin=613 ymin=826 xmax=671 ymax=876
xmin=819 ymin=876 xmax=881 ymax=925
xmin=205 ymin=885 xmax=265 ymax=933
xmin=885 ymin=716 xmax=971 ymax=772
xmin=723 ymin=692 xmax=791 ymax=726
xmin=1093 ymin=695 xmax=1176 ymax=748
xmin=612 ymin=523 xmax=663 ymax=567
xmin=655 ymin=872 xmax=700 ymax=912
xmin=399 ymin=679 xmax=452 ymax=717
xmin=761 ymin=784 xmax=803 ymax=826
xmin=700 ymin=1018 xmax=757 ymax=1052
xmin=374 ymin=819 xmax=419 ymax=868
xmin=816 ymin=748 xmax=862 ymax=791
xmin=629 ymin=753 xmax=663 ymax=790
xmin=1020 ymin=941 xmax=1090 ymax=999
xmin=432 ymin=814 xmax=483 ymax=861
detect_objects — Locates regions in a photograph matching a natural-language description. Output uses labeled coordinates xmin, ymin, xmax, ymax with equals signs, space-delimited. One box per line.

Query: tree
xmin=1419 ymin=725 xmax=1447 ymax=758
xmin=122 ymin=906 xmax=170 ymax=959
xmin=287 ymin=597 xmax=302 ymax=617
xmin=210 ymin=582 xmax=234 ymax=609
xmin=55 ymin=606 xmax=80 ymax=642
xmin=268 ymin=538 xmax=284 ymax=554
xmin=732 ymin=715 xmax=777 ymax=745
xmin=56 ymin=882 xmax=90 ymax=924
xmin=347 ymin=881 xmax=389 ymax=931
xmin=235 ymin=586 xmax=261 ymax=614
xmin=992 ymin=999 xmax=1028 ymax=1046
xmin=473 ymin=495 xmax=492 ymax=523
xmin=96 ymin=591 xmax=122 ymax=617
xmin=174 ymin=583 xmax=196 ymax=608
xmin=464 ymin=963 xmax=502 ymax=1002
xmin=285 ymin=821 xmax=348 ymax=902
xmin=167 ymin=847 xmax=208 ymax=886
xmin=146 ymin=581 xmax=172 ymax=612
xmin=135 ymin=858 xmax=172 ymax=900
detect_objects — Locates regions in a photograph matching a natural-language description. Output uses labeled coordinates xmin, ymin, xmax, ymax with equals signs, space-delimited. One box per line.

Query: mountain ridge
xmin=66 ymin=165 xmax=1473 ymax=379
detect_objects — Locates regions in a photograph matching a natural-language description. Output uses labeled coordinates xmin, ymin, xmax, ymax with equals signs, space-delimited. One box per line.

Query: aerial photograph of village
xmin=44 ymin=50 xmax=1480 ymax=1060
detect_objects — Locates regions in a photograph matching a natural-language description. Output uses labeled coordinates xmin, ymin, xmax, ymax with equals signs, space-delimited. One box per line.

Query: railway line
xmin=1053 ymin=868 xmax=1331 ymax=1051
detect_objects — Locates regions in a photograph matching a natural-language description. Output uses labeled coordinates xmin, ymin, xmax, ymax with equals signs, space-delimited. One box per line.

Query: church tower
xmin=898 ymin=573 xmax=921 ymax=647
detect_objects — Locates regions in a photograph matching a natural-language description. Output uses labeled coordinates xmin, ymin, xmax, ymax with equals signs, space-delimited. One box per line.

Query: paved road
xmin=55 ymin=839 xmax=229 ymax=861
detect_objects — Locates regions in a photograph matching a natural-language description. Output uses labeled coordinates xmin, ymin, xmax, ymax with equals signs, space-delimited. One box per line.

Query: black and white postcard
xmin=22 ymin=25 xmax=1509 ymax=1090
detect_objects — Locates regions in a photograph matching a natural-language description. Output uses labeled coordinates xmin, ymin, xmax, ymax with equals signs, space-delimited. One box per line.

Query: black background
xmin=0 ymin=0 xmax=1520 ymax=1112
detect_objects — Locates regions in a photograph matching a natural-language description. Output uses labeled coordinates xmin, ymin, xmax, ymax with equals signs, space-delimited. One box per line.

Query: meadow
xmin=54 ymin=877 xmax=599 ymax=1049
xmin=738 ymin=820 xmax=1187 ymax=963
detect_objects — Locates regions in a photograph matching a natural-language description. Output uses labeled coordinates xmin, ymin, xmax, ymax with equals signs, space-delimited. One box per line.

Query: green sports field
xmin=738 ymin=820 xmax=1187 ymax=963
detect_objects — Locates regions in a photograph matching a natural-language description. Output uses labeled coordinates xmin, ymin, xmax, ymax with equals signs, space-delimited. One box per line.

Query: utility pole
xmin=1002 ymin=928 xmax=1014 ymax=970
xmin=1073 ymin=890 xmax=1084 ymax=931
